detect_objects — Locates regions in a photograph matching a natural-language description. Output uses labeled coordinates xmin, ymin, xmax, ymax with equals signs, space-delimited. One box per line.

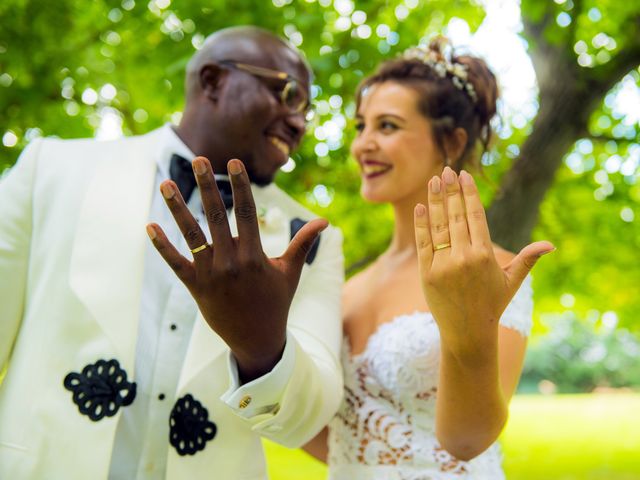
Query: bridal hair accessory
xmin=402 ymin=43 xmax=478 ymax=103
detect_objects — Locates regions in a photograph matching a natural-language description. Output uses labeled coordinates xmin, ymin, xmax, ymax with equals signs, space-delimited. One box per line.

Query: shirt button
xmin=158 ymin=393 xmax=166 ymax=400
xmin=170 ymin=324 xmax=177 ymax=331
xmin=238 ymin=395 xmax=252 ymax=409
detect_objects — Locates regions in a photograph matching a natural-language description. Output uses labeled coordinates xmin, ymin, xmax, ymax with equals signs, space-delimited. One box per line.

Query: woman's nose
xmin=352 ymin=130 xmax=376 ymax=156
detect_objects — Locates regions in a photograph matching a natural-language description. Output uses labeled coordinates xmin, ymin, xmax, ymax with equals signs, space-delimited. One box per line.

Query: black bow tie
xmin=169 ymin=154 xmax=233 ymax=210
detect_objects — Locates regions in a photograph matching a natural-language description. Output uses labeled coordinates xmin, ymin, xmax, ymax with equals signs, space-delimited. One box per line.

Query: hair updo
xmin=356 ymin=37 xmax=499 ymax=172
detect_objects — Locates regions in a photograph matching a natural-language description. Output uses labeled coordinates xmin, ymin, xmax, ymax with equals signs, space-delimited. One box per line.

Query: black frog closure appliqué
xmin=63 ymin=359 xmax=136 ymax=421
xmin=169 ymin=394 xmax=217 ymax=455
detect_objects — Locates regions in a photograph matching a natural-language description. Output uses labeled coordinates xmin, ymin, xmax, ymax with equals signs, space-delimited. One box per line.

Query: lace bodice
xmin=327 ymin=276 xmax=533 ymax=480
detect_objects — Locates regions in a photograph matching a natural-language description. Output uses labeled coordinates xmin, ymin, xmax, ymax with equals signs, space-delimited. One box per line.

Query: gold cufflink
xmin=239 ymin=395 xmax=252 ymax=409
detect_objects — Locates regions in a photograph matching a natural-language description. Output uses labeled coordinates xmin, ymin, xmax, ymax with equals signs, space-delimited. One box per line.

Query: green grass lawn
xmin=263 ymin=393 xmax=640 ymax=480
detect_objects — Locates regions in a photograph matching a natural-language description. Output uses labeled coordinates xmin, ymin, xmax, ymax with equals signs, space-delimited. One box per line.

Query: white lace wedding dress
xmin=327 ymin=276 xmax=533 ymax=480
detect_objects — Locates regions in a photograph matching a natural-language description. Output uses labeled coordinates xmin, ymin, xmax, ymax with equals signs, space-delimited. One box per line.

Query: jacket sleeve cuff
xmin=220 ymin=331 xmax=296 ymax=419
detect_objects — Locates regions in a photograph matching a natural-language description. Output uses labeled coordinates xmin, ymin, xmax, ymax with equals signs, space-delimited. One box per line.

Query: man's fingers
xmin=504 ymin=240 xmax=556 ymax=287
xmin=414 ymin=203 xmax=434 ymax=269
xmin=192 ymin=157 xmax=233 ymax=252
xmin=281 ymin=218 xmax=328 ymax=276
xmin=160 ymin=181 xmax=208 ymax=248
xmin=146 ymin=223 xmax=194 ymax=283
xmin=228 ymin=160 xmax=263 ymax=253
xmin=160 ymin=180 xmax=212 ymax=270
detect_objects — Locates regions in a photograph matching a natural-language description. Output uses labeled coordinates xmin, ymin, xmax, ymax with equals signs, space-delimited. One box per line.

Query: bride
xmin=303 ymin=37 xmax=555 ymax=479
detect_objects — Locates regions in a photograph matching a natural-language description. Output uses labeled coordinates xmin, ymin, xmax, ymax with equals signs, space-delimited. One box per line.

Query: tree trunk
xmin=487 ymin=11 xmax=640 ymax=251
xmin=487 ymin=87 xmax=589 ymax=251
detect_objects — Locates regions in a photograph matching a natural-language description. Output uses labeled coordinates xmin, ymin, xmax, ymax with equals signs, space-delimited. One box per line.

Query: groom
xmin=0 ymin=26 xmax=343 ymax=479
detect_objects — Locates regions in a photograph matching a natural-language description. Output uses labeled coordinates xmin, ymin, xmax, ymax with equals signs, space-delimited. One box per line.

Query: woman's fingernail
xmin=443 ymin=167 xmax=456 ymax=185
xmin=146 ymin=225 xmax=157 ymax=240
xmin=538 ymin=247 xmax=557 ymax=257
xmin=431 ymin=177 xmax=441 ymax=194
xmin=193 ymin=158 xmax=206 ymax=175
xmin=415 ymin=204 xmax=427 ymax=217
xmin=228 ymin=160 xmax=242 ymax=175
xmin=160 ymin=182 xmax=175 ymax=199
xmin=459 ymin=170 xmax=473 ymax=185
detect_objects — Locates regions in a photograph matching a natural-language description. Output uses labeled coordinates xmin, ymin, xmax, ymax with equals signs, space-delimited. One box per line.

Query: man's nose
xmin=284 ymin=111 xmax=306 ymax=139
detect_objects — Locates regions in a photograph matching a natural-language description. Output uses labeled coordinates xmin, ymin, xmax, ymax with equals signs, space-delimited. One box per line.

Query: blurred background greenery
xmin=1 ymin=0 xmax=639 ymax=478
xmin=264 ymin=393 xmax=640 ymax=479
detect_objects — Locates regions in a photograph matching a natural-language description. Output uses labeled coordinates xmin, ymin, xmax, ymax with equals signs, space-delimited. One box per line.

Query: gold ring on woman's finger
xmin=433 ymin=242 xmax=451 ymax=251
xmin=190 ymin=243 xmax=210 ymax=254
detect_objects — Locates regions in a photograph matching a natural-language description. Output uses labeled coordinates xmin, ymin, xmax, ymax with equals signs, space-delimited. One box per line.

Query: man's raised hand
xmin=146 ymin=157 xmax=327 ymax=382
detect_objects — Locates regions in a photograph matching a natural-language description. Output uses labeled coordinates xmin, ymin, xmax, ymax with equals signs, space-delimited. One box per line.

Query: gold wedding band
xmin=190 ymin=243 xmax=210 ymax=254
xmin=433 ymin=242 xmax=451 ymax=251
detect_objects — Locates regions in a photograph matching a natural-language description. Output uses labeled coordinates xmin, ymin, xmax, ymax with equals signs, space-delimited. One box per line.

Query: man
xmin=0 ymin=26 xmax=343 ymax=479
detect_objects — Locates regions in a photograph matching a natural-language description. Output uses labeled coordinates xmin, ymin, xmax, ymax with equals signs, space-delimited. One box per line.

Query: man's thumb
xmin=282 ymin=218 xmax=328 ymax=273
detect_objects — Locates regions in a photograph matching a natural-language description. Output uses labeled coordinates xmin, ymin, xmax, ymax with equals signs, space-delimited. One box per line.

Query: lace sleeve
xmin=499 ymin=274 xmax=533 ymax=337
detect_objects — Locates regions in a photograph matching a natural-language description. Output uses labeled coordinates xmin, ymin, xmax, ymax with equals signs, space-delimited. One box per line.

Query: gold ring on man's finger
xmin=190 ymin=243 xmax=210 ymax=254
xmin=433 ymin=242 xmax=451 ymax=251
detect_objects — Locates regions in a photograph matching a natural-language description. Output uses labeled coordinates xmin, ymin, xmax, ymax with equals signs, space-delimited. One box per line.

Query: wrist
xmin=233 ymin=339 xmax=286 ymax=384
xmin=440 ymin=335 xmax=498 ymax=370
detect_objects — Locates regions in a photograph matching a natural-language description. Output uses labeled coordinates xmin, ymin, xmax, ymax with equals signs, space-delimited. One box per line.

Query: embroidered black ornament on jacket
xmin=169 ymin=394 xmax=217 ymax=455
xmin=63 ymin=358 xmax=136 ymax=421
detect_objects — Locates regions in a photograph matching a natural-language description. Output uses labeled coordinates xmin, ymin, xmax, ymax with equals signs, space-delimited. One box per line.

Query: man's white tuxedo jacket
xmin=0 ymin=129 xmax=344 ymax=479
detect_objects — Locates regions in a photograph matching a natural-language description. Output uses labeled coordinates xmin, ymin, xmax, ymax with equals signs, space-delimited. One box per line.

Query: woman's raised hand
xmin=413 ymin=167 xmax=554 ymax=357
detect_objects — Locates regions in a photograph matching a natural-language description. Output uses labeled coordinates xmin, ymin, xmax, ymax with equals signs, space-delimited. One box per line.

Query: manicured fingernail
xmin=459 ymin=170 xmax=473 ymax=185
xmin=443 ymin=167 xmax=456 ymax=185
xmin=415 ymin=204 xmax=426 ymax=217
xmin=146 ymin=224 xmax=157 ymax=240
xmin=538 ymin=247 xmax=556 ymax=257
xmin=431 ymin=177 xmax=441 ymax=194
xmin=160 ymin=182 xmax=175 ymax=199
xmin=193 ymin=158 xmax=206 ymax=175
xmin=228 ymin=160 xmax=242 ymax=175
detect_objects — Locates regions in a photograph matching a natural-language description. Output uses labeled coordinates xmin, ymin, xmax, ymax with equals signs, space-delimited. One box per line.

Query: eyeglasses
xmin=219 ymin=61 xmax=310 ymax=114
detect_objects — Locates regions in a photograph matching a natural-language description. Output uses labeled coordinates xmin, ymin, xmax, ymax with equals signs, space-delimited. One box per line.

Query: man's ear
xmin=199 ymin=64 xmax=227 ymax=102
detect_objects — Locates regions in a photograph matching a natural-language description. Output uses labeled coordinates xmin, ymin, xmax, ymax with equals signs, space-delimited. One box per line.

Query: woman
xmin=303 ymin=38 xmax=554 ymax=478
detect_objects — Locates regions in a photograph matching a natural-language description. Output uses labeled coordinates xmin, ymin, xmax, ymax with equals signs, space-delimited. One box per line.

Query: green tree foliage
xmin=0 ymin=0 xmax=638 ymax=332
xmin=509 ymin=0 xmax=640 ymax=332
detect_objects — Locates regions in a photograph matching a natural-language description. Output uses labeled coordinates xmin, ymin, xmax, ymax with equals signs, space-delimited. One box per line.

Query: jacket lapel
xmin=250 ymin=184 xmax=291 ymax=258
xmin=69 ymin=132 xmax=159 ymax=371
